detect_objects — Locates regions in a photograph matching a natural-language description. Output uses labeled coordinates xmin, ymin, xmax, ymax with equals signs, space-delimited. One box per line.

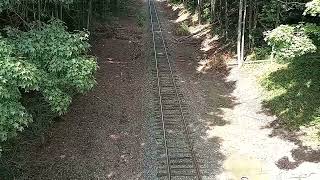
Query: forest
xmin=176 ymin=0 xmax=320 ymax=61
xmin=174 ymin=0 xmax=320 ymax=129
xmin=0 ymin=0 xmax=319 ymax=178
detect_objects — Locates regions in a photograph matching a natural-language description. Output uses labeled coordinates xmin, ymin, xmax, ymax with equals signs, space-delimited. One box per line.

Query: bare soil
xmin=5 ymin=4 xmax=148 ymax=179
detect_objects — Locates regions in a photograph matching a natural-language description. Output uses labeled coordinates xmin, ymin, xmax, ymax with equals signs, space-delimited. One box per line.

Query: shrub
xmin=265 ymin=25 xmax=317 ymax=60
xmin=304 ymin=0 xmax=320 ymax=17
xmin=0 ymin=20 xmax=97 ymax=151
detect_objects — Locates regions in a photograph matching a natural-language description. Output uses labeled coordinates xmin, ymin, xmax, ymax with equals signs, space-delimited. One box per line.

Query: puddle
xmin=223 ymin=154 xmax=270 ymax=180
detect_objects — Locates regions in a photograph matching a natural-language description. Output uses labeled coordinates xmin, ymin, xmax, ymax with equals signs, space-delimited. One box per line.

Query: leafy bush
xmin=0 ymin=39 xmax=39 ymax=145
xmin=265 ymin=24 xmax=317 ymax=60
xmin=0 ymin=20 xmax=97 ymax=151
xmin=253 ymin=47 xmax=272 ymax=60
xmin=303 ymin=23 xmax=320 ymax=46
xmin=304 ymin=0 xmax=320 ymax=17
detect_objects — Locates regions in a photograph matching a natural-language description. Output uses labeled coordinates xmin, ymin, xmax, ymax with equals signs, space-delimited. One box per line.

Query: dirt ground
xmin=2 ymin=0 xmax=319 ymax=179
xmin=5 ymin=2 xmax=148 ymax=179
xmin=157 ymin=1 xmax=320 ymax=180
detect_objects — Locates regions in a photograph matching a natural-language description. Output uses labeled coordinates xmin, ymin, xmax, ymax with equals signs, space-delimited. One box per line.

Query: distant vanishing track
xmin=148 ymin=0 xmax=202 ymax=179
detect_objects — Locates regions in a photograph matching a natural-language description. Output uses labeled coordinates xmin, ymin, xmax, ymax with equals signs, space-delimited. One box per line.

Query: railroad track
xmin=148 ymin=0 xmax=202 ymax=179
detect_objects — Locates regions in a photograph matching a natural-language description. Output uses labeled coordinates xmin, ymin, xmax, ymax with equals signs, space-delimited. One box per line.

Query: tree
xmin=237 ymin=0 xmax=245 ymax=66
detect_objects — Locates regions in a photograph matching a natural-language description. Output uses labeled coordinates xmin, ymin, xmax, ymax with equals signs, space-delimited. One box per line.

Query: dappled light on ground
xmin=162 ymin=2 xmax=233 ymax=77
xmin=261 ymin=57 xmax=320 ymax=129
xmin=174 ymin=9 xmax=190 ymax=23
xmin=188 ymin=24 xmax=211 ymax=38
xmin=200 ymin=34 xmax=219 ymax=52
xmin=258 ymin=56 xmax=320 ymax=170
xmin=196 ymin=59 xmax=212 ymax=73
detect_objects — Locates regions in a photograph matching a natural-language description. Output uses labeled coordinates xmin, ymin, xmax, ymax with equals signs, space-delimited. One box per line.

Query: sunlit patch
xmin=172 ymin=4 xmax=184 ymax=11
xmin=175 ymin=10 xmax=190 ymax=23
xmin=191 ymin=13 xmax=198 ymax=24
xmin=207 ymin=111 xmax=215 ymax=116
xmin=196 ymin=59 xmax=212 ymax=73
xmin=306 ymin=79 xmax=312 ymax=88
xmin=205 ymin=129 xmax=215 ymax=139
xmin=299 ymin=125 xmax=320 ymax=149
xmin=189 ymin=23 xmax=209 ymax=34
xmin=201 ymin=34 xmax=219 ymax=52
xmin=221 ymin=154 xmax=270 ymax=180
xmin=194 ymin=29 xmax=211 ymax=39
xmin=107 ymin=172 xmax=115 ymax=178
xmin=197 ymin=55 xmax=229 ymax=74
xmin=110 ymin=134 xmax=120 ymax=140
xmin=188 ymin=23 xmax=210 ymax=39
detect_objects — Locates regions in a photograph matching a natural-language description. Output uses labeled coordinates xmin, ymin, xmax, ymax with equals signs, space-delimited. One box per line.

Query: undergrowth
xmin=260 ymin=54 xmax=320 ymax=132
xmin=174 ymin=22 xmax=190 ymax=36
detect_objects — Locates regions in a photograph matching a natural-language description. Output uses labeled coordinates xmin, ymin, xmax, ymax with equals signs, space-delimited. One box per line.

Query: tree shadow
xmin=261 ymin=55 xmax=320 ymax=170
xmin=262 ymin=57 xmax=320 ymax=128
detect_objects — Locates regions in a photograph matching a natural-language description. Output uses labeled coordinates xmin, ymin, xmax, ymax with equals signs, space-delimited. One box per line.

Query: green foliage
xmin=0 ymin=0 xmax=13 ymax=12
xmin=136 ymin=11 xmax=146 ymax=27
xmin=265 ymin=24 xmax=317 ymax=59
xmin=303 ymin=23 xmax=320 ymax=46
xmin=259 ymin=0 xmax=280 ymax=28
xmin=304 ymin=0 xmax=320 ymax=16
xmin=175 ymin=22 xmax=190 ymax=36
xmin=260 ymin=0 xmax=320 ymax=137
xmin=0 ymin=39 xmax=39 ymax=145
xmin=0 ymin=0 xmax=74 ymax=13
xmin=0 ymin=0 xmax=129 ymax=31
xmin=0 ymin=20 xmax=97 ymax=150
xmin=252 ymin=47 xmax=272 ymax=60
xmin=261 ymin=56 xmax=320 ymax=128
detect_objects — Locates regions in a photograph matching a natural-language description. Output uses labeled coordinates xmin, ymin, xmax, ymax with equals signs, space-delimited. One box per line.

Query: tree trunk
xmin=252 ymin=0 xmax=258 ymax=49
xmin=87 ymin=0 xmax=92 ymax=29
xmin=198 ymin=0 xmax=202 ymax=24
xmin=276 ymin=0 xmax=280 ymax=27
xmin=240 ymin=0 xmax=247 ymax=64
xmin=225 ymin=0 xmax=228 ymax=41
xmin=237 ymin=0 xmax=244 ymax=67
xmin=211 ymin=0 xmax=217 ymax=23
xmin=38 ymin=0 xmax=41 ymax=22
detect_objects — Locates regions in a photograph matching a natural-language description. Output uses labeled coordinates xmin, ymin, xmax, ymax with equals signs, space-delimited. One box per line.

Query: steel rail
xmin=151 ymin=1 xmax=202 ymax=179
xmin=148 ymin=0 xmax=202 ymax=179
xmin=148 ymin=0 xmax=171 ymax=179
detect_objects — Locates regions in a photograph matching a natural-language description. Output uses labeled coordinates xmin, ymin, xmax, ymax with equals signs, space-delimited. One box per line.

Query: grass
xmin=260 ymin=54 xmax=320 ymax=131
